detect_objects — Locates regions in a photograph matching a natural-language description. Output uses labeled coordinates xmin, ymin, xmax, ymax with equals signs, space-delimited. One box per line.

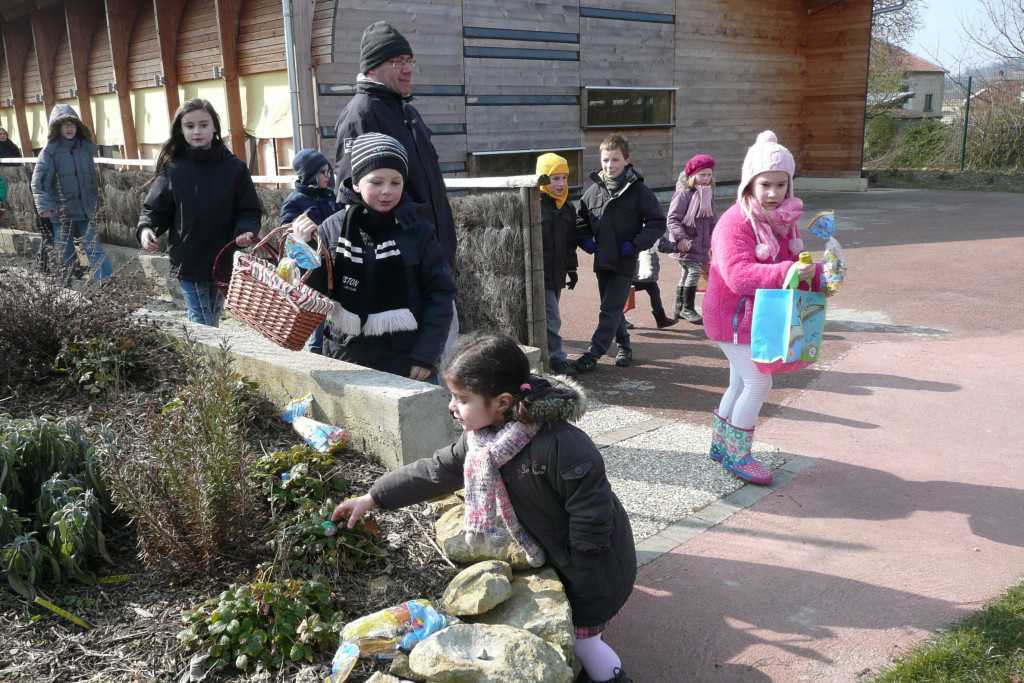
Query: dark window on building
xmin=471 ymin=148 xmax=584 ymax=187
xmin=583 ymin=88 xmax=674 ymax=128
xmin=924 ymin=94 xmax=934 ymax=112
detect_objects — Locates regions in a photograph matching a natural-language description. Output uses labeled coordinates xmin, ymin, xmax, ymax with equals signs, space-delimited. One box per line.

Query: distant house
xmin=970 ymin=78 xmax=1024 ymax=112
xmin=873 ymin=41 xmax=946 ymax=119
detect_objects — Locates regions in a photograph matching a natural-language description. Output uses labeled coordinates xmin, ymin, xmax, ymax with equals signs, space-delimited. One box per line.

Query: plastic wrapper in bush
xmin=451 ymin=191 xmax=528 ymax=341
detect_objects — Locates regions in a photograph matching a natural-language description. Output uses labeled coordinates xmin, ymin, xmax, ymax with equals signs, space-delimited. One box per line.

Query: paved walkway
xmin=556 ymin=189 xmax=1024 ymax=681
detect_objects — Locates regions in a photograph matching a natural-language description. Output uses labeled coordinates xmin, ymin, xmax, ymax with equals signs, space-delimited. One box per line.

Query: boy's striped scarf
xmin=463 ymin=421 xmax=545 ymax=567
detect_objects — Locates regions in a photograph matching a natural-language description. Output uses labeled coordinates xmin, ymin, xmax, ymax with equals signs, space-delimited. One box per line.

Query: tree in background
xmin=962 ymin=0 xmax=1024 ymax=66
xmin=867 ymin=1 xmax=926 ymax=118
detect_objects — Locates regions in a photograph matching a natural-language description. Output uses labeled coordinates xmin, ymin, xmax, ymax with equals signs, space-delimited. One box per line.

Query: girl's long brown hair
xmin=152 ymin=98 xmax=224 ymax=179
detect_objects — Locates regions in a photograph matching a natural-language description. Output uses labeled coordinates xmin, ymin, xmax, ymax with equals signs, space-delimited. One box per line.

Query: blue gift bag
xmin=751 ymin=274 xmax=827 ymax=374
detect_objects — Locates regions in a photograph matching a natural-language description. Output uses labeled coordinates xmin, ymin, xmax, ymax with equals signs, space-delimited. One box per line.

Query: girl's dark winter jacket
xmin=369 ymin=378 xmax=636 ymax=627
xmin=541 ymin=194 xmax=578 ymax=291
xmin=280 ymin=185 xmax=340 ymax=227
xmin=308 ymin=193 xmax=455 ymax=376
xmin=333 ymin=80 xmax=457 ymax=269
xmin=136 ymin=144 xmax=262 ymax=282
xmin=576 ymin=166 xmax=666 ymax=276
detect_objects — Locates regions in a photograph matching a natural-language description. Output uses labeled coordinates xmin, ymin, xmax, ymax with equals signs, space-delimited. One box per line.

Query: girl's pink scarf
xmin=683 ymin=184 xmax=714 ymax=227
xmin=744 ymin=197 xmax=805 ymax=262
xmin=463 ymin=421 xmax=545 ymax=567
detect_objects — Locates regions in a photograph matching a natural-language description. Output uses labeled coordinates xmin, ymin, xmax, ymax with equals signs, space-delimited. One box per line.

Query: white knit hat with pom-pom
xmin=737 ymin=130 xmax=796 ymax=202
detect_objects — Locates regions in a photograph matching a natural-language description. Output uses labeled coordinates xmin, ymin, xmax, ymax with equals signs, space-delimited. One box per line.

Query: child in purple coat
xmin=665 ymin=153 xmax=716 ymax=324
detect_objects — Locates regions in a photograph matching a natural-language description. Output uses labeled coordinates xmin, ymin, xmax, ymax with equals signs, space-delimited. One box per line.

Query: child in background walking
xmin=704 ymin=132 xmax=823 ymax=485
xmin=666 ymin=153 xmax=717 ymax=324
xmin=31 ymin=104 xmax=113 ymax=282
xmin=280 ymin=149 xmax=341 ymax=354
xmin=628 ymin=246 xmax=677 ymax=329
xmin=573 ymin=134 xmax=665 ymax=372
xmin=137 ymin=99 xmax=262 ymax=327
xmin=332 ymin=334 xmax=637 ymax=683
xmin=291 ymin=132 xmax=454 ymax=381
xmin=536 ymin=152 xmax=579 ymax=375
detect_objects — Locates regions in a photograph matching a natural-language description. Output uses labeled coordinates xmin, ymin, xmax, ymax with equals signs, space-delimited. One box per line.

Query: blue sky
xmin=909 ymin=0 xmax=990 ymax=71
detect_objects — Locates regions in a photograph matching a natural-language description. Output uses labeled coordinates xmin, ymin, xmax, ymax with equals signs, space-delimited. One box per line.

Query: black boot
xmin=679 ymin=286 xmax=703 ymax=325
xmin=673 ymin=284 xmax=685 ymax=320
xmin=652 ymin=294 xmax=678 ymax=329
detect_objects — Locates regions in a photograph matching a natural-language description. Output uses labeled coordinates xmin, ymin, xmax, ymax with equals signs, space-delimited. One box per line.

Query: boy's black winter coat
xmin=137 ymin=145 xmax=262 ymax=281
xmin=577 ymin=166 xmax=666 ymax=276
xmin=280 ymin=185 xmax=340 ymax=227
xmin=333 ymin=81 xmax=457 ymax=269
xmin=541 ymin=194 xmax=579 ymax=291
xmin=370 ymin=419 xmax=636 ymax=627
xmin=308 ymin=196 xmax=455 ymax=376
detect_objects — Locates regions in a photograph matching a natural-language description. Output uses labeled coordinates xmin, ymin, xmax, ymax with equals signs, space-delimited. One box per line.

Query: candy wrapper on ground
xmin=805 ymin=210 xmax=846 ymax=295
xmin=281 ymin=394 xmax=351 ymax=453
xmin=326 ymin=640 xmax=359 ymax=683
xmin=340 ymin=599 xmax=451 ymax=660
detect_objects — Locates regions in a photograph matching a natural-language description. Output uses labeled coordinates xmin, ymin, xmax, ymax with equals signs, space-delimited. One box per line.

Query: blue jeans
xmin=53 ymin=219 xmax=113 ymax=282
xmin=179 ymin=280 xmax=225 ymax=327
xmin=545 ymin=289 xmax=567 ymax=362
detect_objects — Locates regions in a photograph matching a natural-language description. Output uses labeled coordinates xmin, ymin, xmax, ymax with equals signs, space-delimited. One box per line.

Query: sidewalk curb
xmin=634 ymin=455 xmax=816 ymax=567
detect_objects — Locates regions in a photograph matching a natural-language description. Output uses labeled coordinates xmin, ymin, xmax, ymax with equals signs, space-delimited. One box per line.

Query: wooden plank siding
xmin=673 ymin=0 xmax=806 ymax=184
xmin=462 ymin=0 xmax=579 ymax=32
xmin=22 ymin=42 xmax=41 ymax=103
xmin=176 ymin=0 xmax=221 ymax=84
xmin=799 ymin=0 xmax=872 ymax=176
xmin=128 ymin=1 xmax=162 ymax=90
xmin=0 ymin=51 xmax=11 ymax=103
xmin=238 ymin=0 xmax=286 ymax=75
xmin=579 ymin=17 xmax=674 ymax=88
xmin=310 ymin=0 xmax=334 ymax=65
xmin=53 ymin=26 xmax=75 ymax=99
xmin=87 ymin=15 xmax=114 ymax=96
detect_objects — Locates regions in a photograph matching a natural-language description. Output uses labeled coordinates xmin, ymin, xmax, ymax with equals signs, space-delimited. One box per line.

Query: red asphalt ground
xmin=556 ymin=189 xmax=1024 ymax=682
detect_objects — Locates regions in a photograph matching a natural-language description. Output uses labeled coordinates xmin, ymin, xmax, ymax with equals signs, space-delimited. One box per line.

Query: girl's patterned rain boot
xmin=722 ymin=421 xmax=773 ymax=486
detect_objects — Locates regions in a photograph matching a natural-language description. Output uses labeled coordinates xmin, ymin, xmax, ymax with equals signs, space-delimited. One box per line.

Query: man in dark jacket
xmin=573 ymin=135 xmax=665 ymax=373
xmin=333 ymin=21 xmax=456 ymax=269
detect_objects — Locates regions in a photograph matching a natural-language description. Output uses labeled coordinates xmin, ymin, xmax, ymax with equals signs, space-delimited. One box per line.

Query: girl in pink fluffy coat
xmin=703 ymin=131 xmax=823 ymax=485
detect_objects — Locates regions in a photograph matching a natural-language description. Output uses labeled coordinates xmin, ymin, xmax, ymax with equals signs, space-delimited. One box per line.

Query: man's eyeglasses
xmin=388 ymin=57 xmax=416 ymax=69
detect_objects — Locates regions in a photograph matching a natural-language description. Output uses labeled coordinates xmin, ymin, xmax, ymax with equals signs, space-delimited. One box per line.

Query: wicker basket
xmin=216 ymin=225 xmax=334 ymax=351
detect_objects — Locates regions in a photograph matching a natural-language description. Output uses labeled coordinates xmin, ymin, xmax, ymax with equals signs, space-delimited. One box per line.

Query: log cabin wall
xmin=53 ymin=26 xmax=76 ymax=101
xmin=128 ymin=1 xmax=162 ymax=90
xmin=176 ymin=0 xmax=221 ymax=84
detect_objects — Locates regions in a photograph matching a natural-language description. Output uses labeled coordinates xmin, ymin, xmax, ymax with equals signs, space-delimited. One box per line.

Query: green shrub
xmin=178 ymin=578 xmax=337 ymax=672
xmin=100 ymin=342 xmax=269 ymax=575
xmin=0 ymin=417 xmax=111 ymax=598
xmin=866 ymin=113 xmax=899 ymax=160
xmin=892 ymin=119 xmax=955 ymax=168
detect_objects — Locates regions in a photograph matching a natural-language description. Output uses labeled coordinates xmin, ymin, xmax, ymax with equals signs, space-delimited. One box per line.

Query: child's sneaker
xmin=550 ymin=357 xmax=577 ymax=376
xmin=573 ymin=353 xmax=598 ymax=374
xmin=614 ymin=347 xmax=632 ymax=367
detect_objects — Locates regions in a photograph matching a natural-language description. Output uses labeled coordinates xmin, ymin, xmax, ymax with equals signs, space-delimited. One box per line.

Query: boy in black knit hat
xmin=292 ymin=133 xmax=455 ymax=382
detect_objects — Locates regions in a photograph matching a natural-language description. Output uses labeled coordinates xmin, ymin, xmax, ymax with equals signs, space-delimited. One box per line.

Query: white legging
xmin=717 ymin=342 xmax=773 ymax=430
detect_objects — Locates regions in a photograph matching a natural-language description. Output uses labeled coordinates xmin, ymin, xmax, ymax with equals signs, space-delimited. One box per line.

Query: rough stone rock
xmin=366 ymin=673 xmax=410 ymax=683
xmin=434 ymin=504 xmax=531 ymax=569
xmin=408 ymin=623 xmax=573 ymax=683
xmin=389 ymin=653 xmax=426 ymax=681
xmin=427 ymin=493 xmax=463 ymax=516
xmin=471 ymin=568 xmax=574 ymax=662
xmin=441 ymin=560 xmax=513 ymax=616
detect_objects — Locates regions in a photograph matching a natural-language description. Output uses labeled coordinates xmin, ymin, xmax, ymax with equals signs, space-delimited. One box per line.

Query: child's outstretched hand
xmin=332 ymin=493 xmax=378 ymax=529
xmin=291 ymin=212 xmax=318 ymax=242
xmin=235 ymin=232 xmax=257 ymax=247
xmin=139 ymin=228 xmax=160 ymax=252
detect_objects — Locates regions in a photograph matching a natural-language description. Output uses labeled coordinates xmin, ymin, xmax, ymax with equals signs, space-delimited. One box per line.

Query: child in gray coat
xmin=31 ymin=104 xmax=112 ymax=282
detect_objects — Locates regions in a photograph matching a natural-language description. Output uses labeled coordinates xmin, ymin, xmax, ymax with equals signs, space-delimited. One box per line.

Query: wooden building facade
xmin=316 ymin=0 xmax=874 ymax=191
xmin=0 ymin=0 xmax=873 ymax=190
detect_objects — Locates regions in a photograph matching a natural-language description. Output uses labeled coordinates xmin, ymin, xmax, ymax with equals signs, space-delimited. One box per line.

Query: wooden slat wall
xmin=310 ymin=0 xmax=334 ymax=65
xmin=176 ymin=0 xmax=221 ymax=83
xmin=238 ymin=0 xmax=286 ymax=75
xmin=319 ymin=1 xmax=466 ymax=162
xmin=53 ymin=29 xmax=76 ymax=99
xmin=23 ymin=43 xmax=42 ymax=102
xmin=800 ymin=0 xmax=872 ymax=176
xmin=463 ymin=0 xmax=580 ymax=154
xmin=87 ymin=15 xmax=114 ymax=95
xmin=673 ymin=0 xmax=806 ymax=184
xmin=128 ymin=1 xmax=162 ymax=90
xmin=0 ymin=53 xmax=11 ymax=103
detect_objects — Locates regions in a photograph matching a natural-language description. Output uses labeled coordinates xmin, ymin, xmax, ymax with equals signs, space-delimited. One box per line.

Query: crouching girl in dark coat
xmin=332 ymin=334 xmax=638 ymax=683
xmin=291 ymin=132 xmax=454 ymax=381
